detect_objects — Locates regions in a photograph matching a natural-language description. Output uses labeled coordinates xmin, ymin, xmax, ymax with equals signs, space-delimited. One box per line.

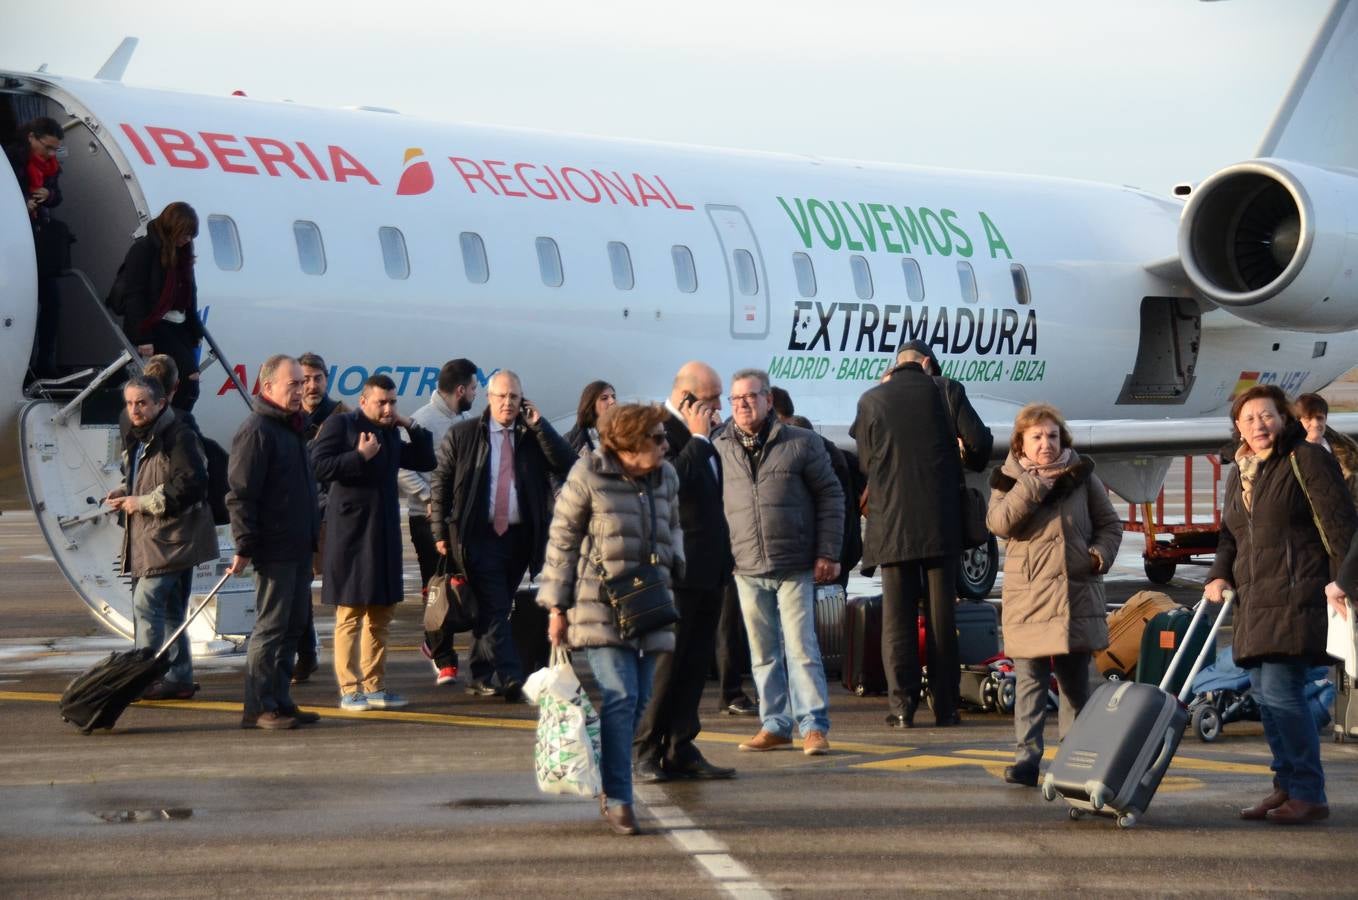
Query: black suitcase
xmin=512 ymin=586 xmax=551 ymax=676
xmin=815 ymin=584 xmax=846 ymax=677
xmin=843 ymin=595 xmax=887 ymax=696
xmin=59 ymin=572 xmax=229 ymax=734
xmin=1043 ymin=593 xmax=1233 ymax=828
xmin=1135 ymin=606 xmax=1211 ymax=696
xmin=954 ymin=600 xmax=1000 ymax=665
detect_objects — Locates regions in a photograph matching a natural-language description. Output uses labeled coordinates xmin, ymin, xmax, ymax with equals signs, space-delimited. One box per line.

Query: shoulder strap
xmin=1290 ymin=451 xmax=1335 ymax=557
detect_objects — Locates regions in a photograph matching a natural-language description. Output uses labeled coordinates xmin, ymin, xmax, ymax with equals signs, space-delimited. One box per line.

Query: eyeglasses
xmin=728 ymin=392 xmax=765 ymax=406
xmin=34 ymin=139 xmax=61 ymax=153
xmin=487 ymin=391 xmax=521 ymax=403
xmin=649 ymin=433 xmax=668 ymax=446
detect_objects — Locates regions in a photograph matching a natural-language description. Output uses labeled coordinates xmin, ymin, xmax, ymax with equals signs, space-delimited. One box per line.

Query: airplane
xmin=2 ymin=2 xmax=1356 ymax=649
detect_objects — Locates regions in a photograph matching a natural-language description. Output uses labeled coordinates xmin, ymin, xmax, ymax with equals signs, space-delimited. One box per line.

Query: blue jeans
xmin=132 ymin=569 xmax=194 ymax=686
xmin=1249 ymin=660 xmax=1326 ymax=804
xmin=734 ymin=571 xmax=830 ymax=738
xmin=586 ymin=646 xmax=658 ymax=805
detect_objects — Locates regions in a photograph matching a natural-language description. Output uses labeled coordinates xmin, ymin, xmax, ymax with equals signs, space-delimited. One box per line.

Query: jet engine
xmin=1178 ymin=159 xmax=1358 ymax=332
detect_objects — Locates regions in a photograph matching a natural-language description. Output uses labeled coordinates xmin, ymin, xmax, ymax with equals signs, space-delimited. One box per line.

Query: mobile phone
xmin=681 ymin=391 xmax=698 ymax=409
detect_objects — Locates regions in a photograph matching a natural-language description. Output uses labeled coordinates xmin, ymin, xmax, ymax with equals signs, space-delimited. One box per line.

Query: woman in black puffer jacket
xmin=1206 ymin=384 xmax=1356 ymax=825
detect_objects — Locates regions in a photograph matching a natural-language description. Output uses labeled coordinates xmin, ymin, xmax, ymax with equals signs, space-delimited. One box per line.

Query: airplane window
xmin=608 ymin=241 xmax=634 ymax=291
xmin=1010 ymin=263 xmax=1031 ymax=305
xmin=792 ymin=252 xmax=816 ymax=298
xmin=901 ymin=258 xmax=924 ymax=301
xmin=957 ymin=261 xmax=978 ymax=303
xmin=206 ymin=215 xmax=242 ymax=271
xmin=379 ymin=226 xmax=410 ymax=280
xmin=850 ymin=255 xmax=873 ymax=300
xmin=733 ymin=249 xmax=758 ymax=296
xmin=671 ymin=245 xmax=697 ymax=293
xmin=536 ymin=237 xmax=563 ymax=288
xmin=293 ymin=221 xmax=326 ymax=276
xmin=460 ymin=232 xmax=489 ymax=284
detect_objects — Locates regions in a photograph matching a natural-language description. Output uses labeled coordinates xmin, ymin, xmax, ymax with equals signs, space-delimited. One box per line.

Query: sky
xmin=0 ymin=0 xmax=1334 ymax=195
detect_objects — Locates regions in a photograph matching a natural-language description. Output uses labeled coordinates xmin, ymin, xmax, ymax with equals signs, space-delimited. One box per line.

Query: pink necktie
xmin=492 ymin=429 xmax=514 ymax=535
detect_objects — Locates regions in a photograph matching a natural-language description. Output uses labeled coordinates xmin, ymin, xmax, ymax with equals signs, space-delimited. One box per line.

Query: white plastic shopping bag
xmin=1328 ymin=597 xmax=1357 ymax=679
xmin=525 ymin=646 xmax=602 ymax=797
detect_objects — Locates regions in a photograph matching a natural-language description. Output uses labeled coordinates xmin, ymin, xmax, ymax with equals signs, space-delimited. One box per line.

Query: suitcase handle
xmin=1158 ymin=590 xmax=1234 ymax=701
xmin=154 ymin=570 xmax=237 ymax=660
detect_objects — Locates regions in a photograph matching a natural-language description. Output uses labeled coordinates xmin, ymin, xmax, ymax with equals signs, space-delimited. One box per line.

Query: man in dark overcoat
xmin=311 ymin=373 xmax=436 ymax=712
xmin=851 ymin=341 xmax=992 ymax=727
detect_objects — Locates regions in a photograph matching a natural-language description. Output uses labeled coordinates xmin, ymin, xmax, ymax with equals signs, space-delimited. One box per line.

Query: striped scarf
xmin=1235 ymin=443 xmax=1274 ymax=512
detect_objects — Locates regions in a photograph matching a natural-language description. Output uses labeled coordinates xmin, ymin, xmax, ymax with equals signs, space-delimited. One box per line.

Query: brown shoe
xmin=603 ymin=802 xmax=640 ymax=835
xmin=738 ymin=730 xmax=792 ymax=752
xmin=802 ymin=730 xmax=830 ymax=756
xmin=1240 ymin=788 xmax=1289 ymax=821
xmin=1265 ymin=799 xmax=1329 ymax=825
xmin=252 ymin=710 xmax=297 ymax=731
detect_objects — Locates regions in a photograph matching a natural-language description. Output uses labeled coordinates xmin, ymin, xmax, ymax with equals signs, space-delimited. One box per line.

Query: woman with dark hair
xmin=7 ymin=117 xmax=65 ymax=377
xmin=539 ymin=402 xmax=683 ymax=835
xmin=1206 ymin=384 xmax=1356 ymax=824
xmin=111 ymin=202 xmax=205 ymax=412
xmin=563 ymin=380 xmax=617 ymax=454
xmin=5 ymin=116 xmax=63 ymax=224
xmin=986 ymin=402 xmax=1121 ymax=785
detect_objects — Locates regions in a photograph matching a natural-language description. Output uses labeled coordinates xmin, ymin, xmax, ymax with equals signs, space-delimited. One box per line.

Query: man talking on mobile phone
xmin=632 ymin=361 xmax=739 ymax=782
xmin=429 ymin=370 xmax=575 ymax=701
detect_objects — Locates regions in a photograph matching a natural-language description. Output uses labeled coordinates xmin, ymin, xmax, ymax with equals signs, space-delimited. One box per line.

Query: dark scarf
xmin=140 ymin=249 xmax=195 ymax=337
xmin=260 ymin=396 xmax=307 ymax=434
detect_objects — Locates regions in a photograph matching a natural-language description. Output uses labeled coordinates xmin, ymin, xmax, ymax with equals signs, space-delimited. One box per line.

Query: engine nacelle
xmin=1178 ymin=159 xmax=1358 ymax=333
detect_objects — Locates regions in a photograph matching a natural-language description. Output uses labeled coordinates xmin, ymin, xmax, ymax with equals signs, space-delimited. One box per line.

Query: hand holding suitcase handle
xmin=1161 ymin=590 xmax=1235 ymax=702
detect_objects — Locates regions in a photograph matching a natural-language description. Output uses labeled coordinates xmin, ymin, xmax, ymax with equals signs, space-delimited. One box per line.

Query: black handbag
xmin=591 ymin=485 xmax=679 ymax=640
xmin=423 ymin=554 xmax=478 ymax=634
xmin=960 ymin=484 xmax=990 ymax=549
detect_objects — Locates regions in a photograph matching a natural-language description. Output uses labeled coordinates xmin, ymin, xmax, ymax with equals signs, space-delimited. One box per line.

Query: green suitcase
xmin=1135 ymin=607 xmax=1211 ymax=696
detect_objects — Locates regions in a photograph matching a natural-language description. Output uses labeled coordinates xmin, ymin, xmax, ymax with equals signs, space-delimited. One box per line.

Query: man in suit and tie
xmin=430 ymin=370 xmax=575 ymax=702
xmin=633 ymin=361 xmax=737 ymax=781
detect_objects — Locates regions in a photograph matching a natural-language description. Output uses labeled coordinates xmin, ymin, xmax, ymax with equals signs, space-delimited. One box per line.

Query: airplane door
xmin=706 ymin=205 xmax=770 ymax=340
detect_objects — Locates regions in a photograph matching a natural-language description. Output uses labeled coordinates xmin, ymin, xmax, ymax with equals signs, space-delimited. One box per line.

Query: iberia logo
xmin=396 ymin=147 xmax=434 ymax=196
xmin=1230 ymin=371 xmax=1260 ymax=400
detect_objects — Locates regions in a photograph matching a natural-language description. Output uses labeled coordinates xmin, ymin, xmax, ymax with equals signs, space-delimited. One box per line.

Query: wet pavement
xmin=1 ymin=508 xmax=1356 ymax=898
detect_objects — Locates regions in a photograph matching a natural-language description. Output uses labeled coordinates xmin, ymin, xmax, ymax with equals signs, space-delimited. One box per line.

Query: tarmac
xmin=1 ymin=507 xmax=1356 ymax=898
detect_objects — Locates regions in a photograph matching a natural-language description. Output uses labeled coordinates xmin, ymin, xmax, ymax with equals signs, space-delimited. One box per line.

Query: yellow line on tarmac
xmin=0 ymin=690 xmax=535 ymax=731
xmin=898 ymin=746 xmax=1271 ymax=775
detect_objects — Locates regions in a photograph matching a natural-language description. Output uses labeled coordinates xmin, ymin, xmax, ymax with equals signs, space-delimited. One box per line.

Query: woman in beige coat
xmin=986 ymin=403 xmax=1122 ymax=787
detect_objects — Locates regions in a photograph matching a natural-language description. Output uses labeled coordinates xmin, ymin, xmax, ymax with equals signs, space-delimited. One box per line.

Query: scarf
xmin=1235 ymin=443 xmax=1274 ymax=512
xmin=733 ymin=416 xmax=772 ymax=453
xmin=24 ymin=152 xmax=58 ymax=219
xmin=260 ymin=396 xmax=307 ymax=434
xmin=1019 ymin=446 xmax=1075 ymax=487
xmin=139 ymin=250 xmax=195 ymax=338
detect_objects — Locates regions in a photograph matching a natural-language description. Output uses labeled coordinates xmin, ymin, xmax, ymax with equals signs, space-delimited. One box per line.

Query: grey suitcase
xmin=1042 ymin=592 xmax=1233 ymax=828
xmin=1337 ymin=669 xmax=1358 ymax=743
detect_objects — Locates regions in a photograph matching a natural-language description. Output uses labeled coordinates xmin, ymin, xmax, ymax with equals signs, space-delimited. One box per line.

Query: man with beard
xmin=400 ymin=358 xmax=479 ymax=685
xmin=312 ymin=373 xmax=436 ymax=711
xmin=283 ymin=351 xmax=348 ymax=683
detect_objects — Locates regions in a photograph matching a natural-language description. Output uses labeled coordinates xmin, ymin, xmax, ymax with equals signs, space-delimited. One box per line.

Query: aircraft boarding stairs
xmin=20 ymin=267 xmax=258 ymax=655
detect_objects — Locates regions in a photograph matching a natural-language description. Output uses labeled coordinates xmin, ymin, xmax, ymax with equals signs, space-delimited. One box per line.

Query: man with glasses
xmin=633 ymin=361 xmax=738 ymax=782
xmin=227 ymin=355 xmax=322 ymax=730
xmin=430 ymin=370 xmax=575 ymax=701
xmin=715 ymin=368 xmax=844 ymax=756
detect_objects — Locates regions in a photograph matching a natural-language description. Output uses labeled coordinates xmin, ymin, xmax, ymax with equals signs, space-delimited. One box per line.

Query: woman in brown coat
xmin=1206 ymin=384 xmax=1356 ymax=824
xmin=986 ymin=403 xmax=1122 ymax=787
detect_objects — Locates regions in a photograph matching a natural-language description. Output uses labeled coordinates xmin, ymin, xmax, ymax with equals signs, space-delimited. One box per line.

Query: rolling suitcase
xmin=1093 ymin=590 xmax=1180 ymax=679
xmin=59 ymin=572 xmax=231 ymax=734
xmin=814 ymin=584 xmax=846 ymax=677
xmin=1042 ymin=592 xmax=1233 ymax=828
xmin=843 ymin=595 xmax=887 ymax=696
xmin=1135 ymin=606 xmax=1211 ymax=696
xmin=512 ymin=586 xmax=551 ymax=677
xmin=917 ymin=601 xmax=1001 ymax=666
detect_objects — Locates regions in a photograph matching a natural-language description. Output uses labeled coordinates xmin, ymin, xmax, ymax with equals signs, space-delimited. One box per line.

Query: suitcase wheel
xmin=854 ymin=685 xmax=866 ymax=697
xmin=1117 ymin=811 xmax=1139 ymax=829
xmin=1192 ymin=704 xmax=1222 ymax=743
xmin=1067 ymin=807 xmax=1084 ymax=821
xmin=1041 ymin=778 xmax=1057 ymax=803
